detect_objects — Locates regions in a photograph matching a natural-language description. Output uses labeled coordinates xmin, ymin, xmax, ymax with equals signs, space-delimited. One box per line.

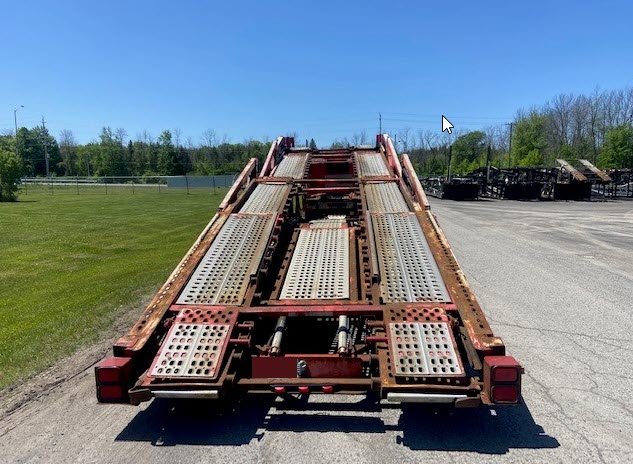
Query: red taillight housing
xmin=483 ymin=356 xmax=522 ymax=404
xmin=491 ymin=385 xmax=519 ymax=403
xmin=95 ymin=357 xmax=133 ymax=403
xmin=492 ymin=366 xmax=519 ymax=383
xmin=97 ymin=385 xmax=126 ymax=402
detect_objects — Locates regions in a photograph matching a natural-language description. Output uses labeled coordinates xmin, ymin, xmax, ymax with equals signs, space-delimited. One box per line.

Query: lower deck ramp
xmin=177 ymin=213 xmax=274 ymax=305
xmin=372 ymin=212 xmax=450 ymax=303
xmin=280 ymin=225 xmax=350 ymax=300
xmin=363 ymin=180 xmax=450 ymax=303
xmin=365 ymin=182 xmax=409 ymax=212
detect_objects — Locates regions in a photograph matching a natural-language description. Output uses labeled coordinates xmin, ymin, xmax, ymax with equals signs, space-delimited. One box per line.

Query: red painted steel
xmin=252 ymin=354 xmax=364 ymax=379
xmin=95 ymin=357 xmax=132 ymax=384
xmin=96 ymin=133 xmax=521 ymax=409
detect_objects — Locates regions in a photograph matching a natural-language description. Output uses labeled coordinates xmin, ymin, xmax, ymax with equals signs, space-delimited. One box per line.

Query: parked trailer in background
xmin=421 ymin=177 xmax=480 ymax=200
xmin=95 ymin=134 xmax=522 ymax=409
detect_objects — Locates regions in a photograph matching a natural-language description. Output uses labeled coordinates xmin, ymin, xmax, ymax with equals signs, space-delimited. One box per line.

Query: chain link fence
xmin=19 ymin=175 xmax=238 ymax=195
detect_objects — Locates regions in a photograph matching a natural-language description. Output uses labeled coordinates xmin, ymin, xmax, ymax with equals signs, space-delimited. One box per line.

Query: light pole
xmin=505 ymin=122 xmax=514 ymax=168
xmin=14 ymin=105 xmax=24 ymax=159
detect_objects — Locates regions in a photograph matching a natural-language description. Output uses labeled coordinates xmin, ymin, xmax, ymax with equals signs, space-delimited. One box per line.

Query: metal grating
xmin=357 ymin=152 xmax=389 ymax=177
xmin=309 ymin=215 xmax=347 ymax=229
xmin=372 ymin=212 xmax=450 ymax=303
xmin=240 ymin=183 xmax=290 ymax=213
xmin=386 ymin=305 xmax=450 ymax=322
xmin=280 ymin=227 xmax=350 ymax=299
xmin=365 ymin=182 xmax=409 ymax=212
xmin=389 ymin=322 xmax=463 ymax=377
xmin=273 ymin=154 xmax=308 ymax=179
xmin=177 ymin=213 xmax=274 ymax=305
xmin=150 ymin=323 xmax=230 ymax=379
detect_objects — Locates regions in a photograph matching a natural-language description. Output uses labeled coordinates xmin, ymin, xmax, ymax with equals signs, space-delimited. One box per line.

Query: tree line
xmin=400 ymin=86 xmax=633 ymax=177
xmin=2 ymin=85 xmax=632 ymax=190
xmin=0 ymin=127 xmax=278 ymax=178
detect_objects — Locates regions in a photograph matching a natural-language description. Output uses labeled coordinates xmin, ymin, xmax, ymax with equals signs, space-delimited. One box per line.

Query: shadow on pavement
xmin=116 ymin=396 xmax=559 ymax=454
xmin=396 ymin=402 xmax=559 ymax=453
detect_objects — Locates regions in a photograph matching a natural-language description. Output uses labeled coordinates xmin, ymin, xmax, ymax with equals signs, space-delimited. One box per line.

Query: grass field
xmin=0 ymin=186 xmax=226 ymax=389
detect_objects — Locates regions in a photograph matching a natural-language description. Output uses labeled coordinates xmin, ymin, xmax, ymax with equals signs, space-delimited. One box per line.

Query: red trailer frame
xmin=95 ymin=134 xmax=522 ymax=408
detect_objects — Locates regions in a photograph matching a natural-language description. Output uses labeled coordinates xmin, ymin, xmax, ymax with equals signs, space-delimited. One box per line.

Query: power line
xmin=380 ymin=111 xmax=512 ymax=121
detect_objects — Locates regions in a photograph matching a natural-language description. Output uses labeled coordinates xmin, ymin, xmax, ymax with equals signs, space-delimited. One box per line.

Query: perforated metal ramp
xmin=149 ymin=308 xmax=237 ymax=379
xmin=357 ymin=152 xmax=389 ymax=177
xmin=273 ymin=154 xmax=308 ymax=179
xmin=372 ymin=213 xmax=450 ymax=303
xmin=177 ymin=213 xmax=274 ymax=305
xmin=309 ymin=215 xmax=347 ymax=228
xmin=280 ymin=227 xmax=350 ymax=299
xmin=365 ymin=183 xmax=409 ymax=212
xmin=389 ymin=322 xmax=464 ymax=377
xmin=240 ymin=183 xmax=290 ymax=213
xmin=150 ymin=323 xmax=230 ymax=378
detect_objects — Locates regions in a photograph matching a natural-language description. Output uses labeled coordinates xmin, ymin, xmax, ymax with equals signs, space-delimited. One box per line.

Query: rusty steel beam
xmin=304 ymin=186 xmax=357 ymax=195
xmin=217 ymin=158 xmax=258 ymax=211
xmin=418 ymin=210 xmax=505 ymax=356
xmin=400 ymin=153 xmax=430 ymax=210
xmin=378 ymin=134 xmax=403 ymax=178
xmin=259 ymin=137 xmax=283 ymax=177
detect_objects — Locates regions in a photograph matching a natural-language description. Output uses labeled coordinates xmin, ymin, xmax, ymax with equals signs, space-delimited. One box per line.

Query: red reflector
xmin=274 ymin=386 xmax=286 ymax=395
xmin=97 ymin=385 xmax=125 ymax=402
xmin=298 ymin=386 xmax=310 ymax=394
xmin=322 ymin=385 xmax=334 ymax=393
xmin=492 ymin=385 xmax=518 ymax=403
xmin=97 ymin=368 xmax=120 ymax=384
xmin=95 ymin=357 xmax=132 ymax=385
xmin=493 ymin=366 xmax=519 ymax=383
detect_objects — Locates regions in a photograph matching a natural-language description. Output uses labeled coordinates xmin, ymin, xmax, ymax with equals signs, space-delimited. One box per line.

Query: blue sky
xmin=1 ymin=0 xmax=632 ymax=146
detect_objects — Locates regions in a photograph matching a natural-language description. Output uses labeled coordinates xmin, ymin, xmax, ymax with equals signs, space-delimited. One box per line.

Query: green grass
xmin=0 ymin=185 xmax=226 ymax=389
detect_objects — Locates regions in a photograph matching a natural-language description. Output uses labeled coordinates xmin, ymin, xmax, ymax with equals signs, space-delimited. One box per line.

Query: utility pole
xmin=379 ymin=112 xmax=382 ymax=134
xmin=41 ymin=116 xmax=50 ymax=177
xmin=447 ymin=144 xmax=453 ymax=181
xmin=486 ymin=143 xmax=491 ymax=183
xmin=14 ymin=105 xmax=24 ymax=160
xmin=506 ymin=122 xmax=514 ymax=168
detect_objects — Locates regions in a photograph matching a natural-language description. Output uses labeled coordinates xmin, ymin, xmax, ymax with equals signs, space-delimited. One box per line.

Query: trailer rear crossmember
xmin=95 ymin=134 xmax=522 ymax=408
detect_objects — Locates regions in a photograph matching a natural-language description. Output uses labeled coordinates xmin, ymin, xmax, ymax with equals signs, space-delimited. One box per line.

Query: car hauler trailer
xmin=95 ymin=134 xmax=522 ymax=408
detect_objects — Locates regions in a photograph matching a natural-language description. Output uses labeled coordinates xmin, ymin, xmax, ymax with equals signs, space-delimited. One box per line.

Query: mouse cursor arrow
xmin=441 ymin=115 xmax=454 ymax=134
